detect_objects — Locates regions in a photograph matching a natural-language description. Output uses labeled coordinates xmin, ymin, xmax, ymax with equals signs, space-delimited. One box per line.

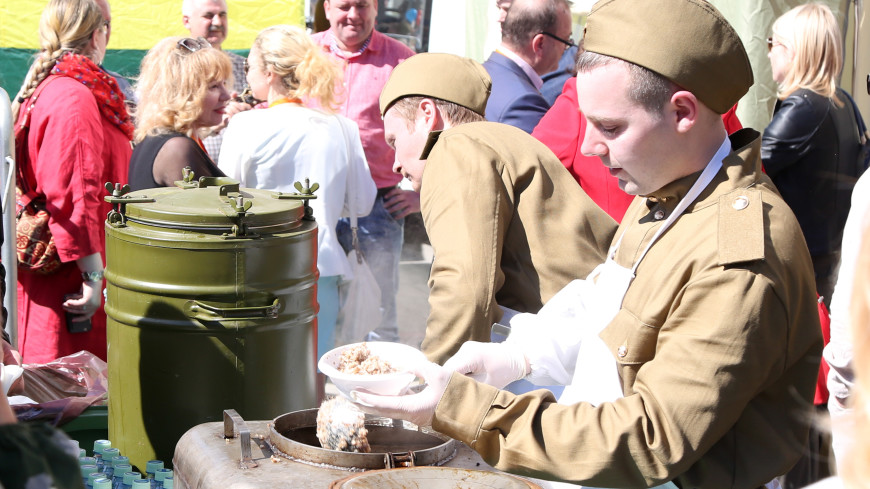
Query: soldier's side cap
xmin=379 ymin=53 xmax=492 ymax=117
xmin=583 ymin=0 xmax=753 ymax=114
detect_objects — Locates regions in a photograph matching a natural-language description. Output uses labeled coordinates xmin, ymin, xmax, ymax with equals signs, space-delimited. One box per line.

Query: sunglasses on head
xmin=177 ymin=37 xmax=210 ymax=53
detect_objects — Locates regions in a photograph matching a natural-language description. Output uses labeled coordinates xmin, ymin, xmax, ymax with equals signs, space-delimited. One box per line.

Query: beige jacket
xmin=420 ymin=122 xmax=617 ymax=364
xmin=432 ymin=129 xmax=823 ymax=488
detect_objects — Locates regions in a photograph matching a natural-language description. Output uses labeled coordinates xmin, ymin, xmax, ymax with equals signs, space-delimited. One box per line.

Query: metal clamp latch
xmin=104 ymin=182 xmax=155 ymax=227
xmin=223 ymin=409 xmax=259 ymax=469
xmin=273 ymin=179 xmax=319 ymax=221
xmin=384 ymin=450 xmax=416 ymax=469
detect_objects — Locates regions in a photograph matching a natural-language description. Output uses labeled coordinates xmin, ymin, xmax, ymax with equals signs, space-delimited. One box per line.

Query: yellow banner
xmin=0 ymin=0 xmax=304 ymax=50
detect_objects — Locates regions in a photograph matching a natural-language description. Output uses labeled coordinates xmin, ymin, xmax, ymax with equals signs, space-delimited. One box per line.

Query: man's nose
xmin=211 ymin=15 xmax=223 ymax=26
xmin=392 ymin=158 xmax=403 ymax=175
xmin=579 ymin=124 xmax=606 ymax=158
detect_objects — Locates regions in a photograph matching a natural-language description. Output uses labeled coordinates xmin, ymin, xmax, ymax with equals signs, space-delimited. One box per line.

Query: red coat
xmin=533 ymin=77 xmax=742 ymax=223
xmin=16 ymin=77 xmax=130 ymax=363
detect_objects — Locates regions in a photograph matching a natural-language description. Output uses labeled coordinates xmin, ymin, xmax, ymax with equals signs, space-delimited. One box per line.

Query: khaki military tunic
xmin=431 ymin=130 xmax=823 ymax=488
xmin=420 ymin=122 xmax=617 ymax=364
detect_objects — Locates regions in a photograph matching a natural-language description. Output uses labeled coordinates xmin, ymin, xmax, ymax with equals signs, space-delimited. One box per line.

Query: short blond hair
xmin=251 ymin=25 xmax=342 ymax=111
xmin=133 ymin=36 xmax=232 ymax=142
xmin=391 ymin=96 xmax=486 ymax=128
xmin=12 ymin=0 xmax=104 ymax=117
xmin=771 ymin=3 xmax=843 ymax=102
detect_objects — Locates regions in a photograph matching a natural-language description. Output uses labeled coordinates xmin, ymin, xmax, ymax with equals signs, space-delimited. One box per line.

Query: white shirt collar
xmin=496 ymin=45 xmax=543 ymax=91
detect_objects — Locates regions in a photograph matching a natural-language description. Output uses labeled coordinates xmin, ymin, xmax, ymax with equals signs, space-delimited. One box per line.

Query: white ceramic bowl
xmin=318 ymin=342 xmax=427 ymax=399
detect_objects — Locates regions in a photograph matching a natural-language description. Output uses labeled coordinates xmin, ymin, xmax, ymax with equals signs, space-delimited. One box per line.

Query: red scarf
xmin=51 ymin=52 xmax=134 ymax=140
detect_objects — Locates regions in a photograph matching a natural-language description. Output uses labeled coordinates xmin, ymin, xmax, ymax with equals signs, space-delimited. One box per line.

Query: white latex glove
xmin=351 ymin=361 xmax=451 ymax=428
xmin=443 ymin=341 xmax=529 ymax=389
xmin=0 ymin=364 xmax=23 ymax=396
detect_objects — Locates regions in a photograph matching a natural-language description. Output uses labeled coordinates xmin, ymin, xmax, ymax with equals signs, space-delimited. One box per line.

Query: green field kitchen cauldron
xmin=103 ymin=176 xmax=319 ymax=471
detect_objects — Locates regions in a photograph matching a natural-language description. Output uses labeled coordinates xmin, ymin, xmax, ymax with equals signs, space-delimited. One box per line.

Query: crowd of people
xmin=3 ymin=0 xmax=870 ymax=488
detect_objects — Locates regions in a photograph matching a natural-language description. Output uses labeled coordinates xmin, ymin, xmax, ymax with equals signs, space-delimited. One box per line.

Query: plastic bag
xmin=11 ymin=350 xmax=108 ymax=426
xmin=335 ymin=250 xmax=382 ymax=346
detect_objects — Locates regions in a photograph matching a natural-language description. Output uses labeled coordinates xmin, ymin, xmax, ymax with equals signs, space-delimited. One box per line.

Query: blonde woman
xmin=218 ymin=25 xmax=375 ymax=360
xmin=128 ymin=36 xmax=231 ymax=190
xmin=762 ymin=3 xmax=862 ymax=308
xmin=12 ymin=0 xmax=132 ymax=363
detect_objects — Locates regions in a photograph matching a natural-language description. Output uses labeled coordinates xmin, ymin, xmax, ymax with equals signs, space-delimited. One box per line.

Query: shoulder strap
xmin=15 ymin=75 xmax=59 ymax=194
xmin=15 ymin=75 xmax=59 ymax=132
xmin=335 ymin=115 xmax=364 ymax=262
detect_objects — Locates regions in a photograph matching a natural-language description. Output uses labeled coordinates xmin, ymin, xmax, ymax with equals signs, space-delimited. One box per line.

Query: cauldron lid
xmin=328 ymin=466 xmax=543 ymax=488
xmin=121 ymin=178 xmax=306 ymax=232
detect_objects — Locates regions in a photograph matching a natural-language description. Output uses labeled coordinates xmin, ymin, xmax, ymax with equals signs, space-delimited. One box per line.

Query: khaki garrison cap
xmin=583 ymin=0 xmax=753 ymax=114
xmin=379 ymin=53 xmax=492 ymax=117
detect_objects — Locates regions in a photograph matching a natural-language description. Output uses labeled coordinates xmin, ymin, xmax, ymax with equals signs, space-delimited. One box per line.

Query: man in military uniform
xmin=379 ymin=53 xmax=616 ymax=365
xmin=353 ymin=0 xmax=823 ymax=487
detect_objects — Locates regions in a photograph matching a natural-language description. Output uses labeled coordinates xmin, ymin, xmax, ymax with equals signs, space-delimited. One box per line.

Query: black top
xmin=128 ymin=132 xmax=225 ymax=191
xmin=762 ymin=88 xmax=863 ymax=256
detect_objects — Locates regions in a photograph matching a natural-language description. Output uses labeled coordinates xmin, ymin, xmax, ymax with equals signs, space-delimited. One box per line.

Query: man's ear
xmin=530 ymin=33 xmax=545 ymax=56
xmin=418 ymin=98 xmax=442 ymax=131
xmin=671 ymin=90 xmax=699 ymax=134
xmin=182 ymin=15 xmax=191 ymax=29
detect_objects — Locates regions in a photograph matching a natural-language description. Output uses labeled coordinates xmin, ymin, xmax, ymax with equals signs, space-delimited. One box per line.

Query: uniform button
xmin=617 ymin=345 xmax=627 ymax=358
xmin=732 ymin=196 xmax=749 ymax=210
xmin=654 ymin=210 xmax=665 ymax=220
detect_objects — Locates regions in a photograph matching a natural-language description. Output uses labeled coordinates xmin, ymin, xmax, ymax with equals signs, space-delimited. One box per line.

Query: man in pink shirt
xmin=312 ymin=0 xmax=415 ymax=343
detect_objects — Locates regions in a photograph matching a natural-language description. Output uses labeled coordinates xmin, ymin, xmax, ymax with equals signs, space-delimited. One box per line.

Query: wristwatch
xmin=81 ymin=270 xmax=105 ymax=283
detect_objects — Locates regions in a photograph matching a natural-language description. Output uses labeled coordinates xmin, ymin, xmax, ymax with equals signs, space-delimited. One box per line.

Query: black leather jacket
xmin=762 ymin=88 xmax=862 ymax=256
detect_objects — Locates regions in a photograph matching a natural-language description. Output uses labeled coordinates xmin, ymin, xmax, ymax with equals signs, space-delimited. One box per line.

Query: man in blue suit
xmin=483 ymin=0 xmax=573 ymax=133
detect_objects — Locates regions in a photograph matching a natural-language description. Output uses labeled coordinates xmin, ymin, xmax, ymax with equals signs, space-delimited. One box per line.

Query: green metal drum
xmin=103 ymin=177 xmax=319 ymax=470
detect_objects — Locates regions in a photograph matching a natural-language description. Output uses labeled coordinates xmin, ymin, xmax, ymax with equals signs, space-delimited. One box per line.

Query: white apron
xmin=514 ymin=140 xmax=732 ymax=489
xmin=559 ymin=148 xmax=724 ymax=406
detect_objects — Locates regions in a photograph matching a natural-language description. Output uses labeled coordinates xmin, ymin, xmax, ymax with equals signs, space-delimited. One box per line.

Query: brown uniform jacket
xmin=432 ymin=129 xmax=823 ymax=488
xmin=420 ymin=122 xmax=617 ymax=364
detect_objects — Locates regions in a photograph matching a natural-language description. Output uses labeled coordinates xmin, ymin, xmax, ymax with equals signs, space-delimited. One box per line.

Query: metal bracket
xmin=103 ymin=182 xmax=154 ymax=227
xmin=223 ymin=409 xmax=259 ymax=469
xmin=384 ymin=450 xmax=416 ymax=469
xmin=272 ymin=179 xmax=319 ymax=221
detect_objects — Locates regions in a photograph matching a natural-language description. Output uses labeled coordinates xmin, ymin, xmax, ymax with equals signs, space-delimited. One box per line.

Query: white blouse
xmin=219 ymin=104 xmax=376 ymax=278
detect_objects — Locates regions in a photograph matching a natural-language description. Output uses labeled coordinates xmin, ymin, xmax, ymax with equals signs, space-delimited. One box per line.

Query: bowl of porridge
xmin=318 ymin=342 xmax=426 ymax=399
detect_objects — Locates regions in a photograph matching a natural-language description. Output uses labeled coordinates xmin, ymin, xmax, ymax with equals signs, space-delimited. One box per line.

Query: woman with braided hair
xmin=218 ymin=24 xmax=375 ymax=362
xmin=13 ymin=0 xmax=131 ymax=363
